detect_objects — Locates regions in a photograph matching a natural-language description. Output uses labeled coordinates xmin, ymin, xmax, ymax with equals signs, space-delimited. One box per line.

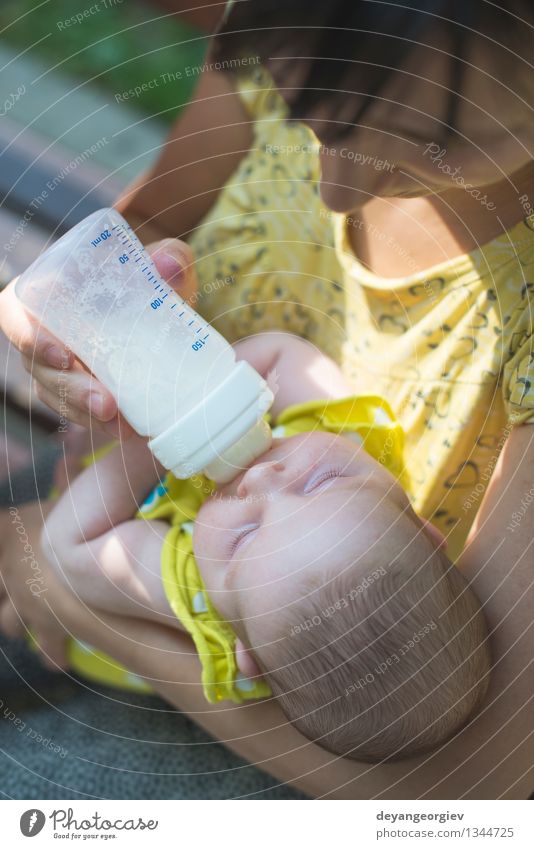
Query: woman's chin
xmin=319 ymin=181 xmax=368 ymax=213
xmin=319 ymin=172 xmax=411 ymax=212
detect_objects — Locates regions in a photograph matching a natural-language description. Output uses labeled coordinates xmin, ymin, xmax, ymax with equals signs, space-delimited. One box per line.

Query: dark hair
xmin=213 ymin=0 xmax=532 ymax=140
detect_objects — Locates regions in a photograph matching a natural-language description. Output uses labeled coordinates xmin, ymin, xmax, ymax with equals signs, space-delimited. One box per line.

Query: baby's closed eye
xmin=228 ymin=523 xmax=260 ymax=558
xmin=303 ymin=467 xmax=343 ymax=493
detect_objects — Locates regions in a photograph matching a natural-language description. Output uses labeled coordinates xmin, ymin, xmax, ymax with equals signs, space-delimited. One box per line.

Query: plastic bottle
xmin=15 ymin=208 xmax=273 ymax=482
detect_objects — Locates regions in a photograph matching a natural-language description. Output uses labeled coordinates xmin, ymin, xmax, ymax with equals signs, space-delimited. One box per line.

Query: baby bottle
xmin=15 ymin=208 xmax=273 ymax=482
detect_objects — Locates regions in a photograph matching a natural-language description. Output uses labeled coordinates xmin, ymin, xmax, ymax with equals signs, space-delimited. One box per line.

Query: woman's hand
xmin=0 ymin=237 xmax=198 ymax=437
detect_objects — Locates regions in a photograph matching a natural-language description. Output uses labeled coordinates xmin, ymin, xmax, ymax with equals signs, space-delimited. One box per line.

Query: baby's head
xmin=194 ymin=431 xmax=490 ymax=761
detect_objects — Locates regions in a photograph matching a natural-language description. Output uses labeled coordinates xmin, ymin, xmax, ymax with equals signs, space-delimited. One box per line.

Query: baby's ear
xmin=235 ymin=638 xmax=262 ymax=679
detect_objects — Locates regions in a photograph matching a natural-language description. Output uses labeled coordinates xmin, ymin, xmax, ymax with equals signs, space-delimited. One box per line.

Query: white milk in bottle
xmin=15 ymin=208 xmax=273 ymax=482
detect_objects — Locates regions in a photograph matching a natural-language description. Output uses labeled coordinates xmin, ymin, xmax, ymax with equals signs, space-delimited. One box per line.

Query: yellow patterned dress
xmin=188 ymin=67 xmax=346 ymax=364
xmin=189 ymin=67 xmax=534 ymax=560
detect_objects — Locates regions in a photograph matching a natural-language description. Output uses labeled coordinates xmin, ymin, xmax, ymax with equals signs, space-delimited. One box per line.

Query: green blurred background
xmin=0 ymin=0 xmax=208 ymax=122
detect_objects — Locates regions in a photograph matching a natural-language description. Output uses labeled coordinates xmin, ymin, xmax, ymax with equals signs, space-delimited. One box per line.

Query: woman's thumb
xmin=147 ymin=238 xmax=198 ymax=303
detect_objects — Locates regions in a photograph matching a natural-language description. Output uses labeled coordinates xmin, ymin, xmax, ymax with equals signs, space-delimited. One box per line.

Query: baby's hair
xmin=256 ymin=523 xmax=490 ymax=762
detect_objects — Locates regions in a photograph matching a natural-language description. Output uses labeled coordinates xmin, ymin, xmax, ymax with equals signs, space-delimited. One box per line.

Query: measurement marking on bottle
xmin=87 ymin=224 xmax=213 ymax=353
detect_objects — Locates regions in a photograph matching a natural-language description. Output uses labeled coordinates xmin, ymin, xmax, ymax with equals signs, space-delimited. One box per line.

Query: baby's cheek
xmin=194 ymin=500 xmax=220 ymax=551
xmin=192 ymin=516 xmax=228 ymax=591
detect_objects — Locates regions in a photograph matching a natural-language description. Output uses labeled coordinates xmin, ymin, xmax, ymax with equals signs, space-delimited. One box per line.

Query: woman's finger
xmin=24 ymin=359 xmax=117 ymax=422
xmin=3 ymin=276 xmax=118 ymax=431
xmin=28 ymin=367 xmax=134 ymax=439
xmin=148 ymin=239 xmax=198 ymax=303
xmin=32 ymin=386 xmax=120 ymax=435
xmin=0 ymin=280 xmax=73 ymax=369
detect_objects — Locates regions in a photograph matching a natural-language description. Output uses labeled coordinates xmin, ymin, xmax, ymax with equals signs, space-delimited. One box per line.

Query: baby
xmin=43 ymin=332 xmax=490 ymax=762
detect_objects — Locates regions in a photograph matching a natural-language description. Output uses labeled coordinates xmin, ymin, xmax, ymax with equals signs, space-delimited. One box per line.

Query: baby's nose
xmin=236 ymin=460 xmax=286 ymax=498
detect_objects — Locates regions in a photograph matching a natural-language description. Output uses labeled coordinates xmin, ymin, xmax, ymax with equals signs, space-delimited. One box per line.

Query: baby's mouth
xmin=214 ymin=440 xmax=283 ymax=498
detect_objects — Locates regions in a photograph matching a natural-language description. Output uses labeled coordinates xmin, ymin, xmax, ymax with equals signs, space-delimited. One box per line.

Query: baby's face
xmin=194 ymin=431 xmax=428 ymax=648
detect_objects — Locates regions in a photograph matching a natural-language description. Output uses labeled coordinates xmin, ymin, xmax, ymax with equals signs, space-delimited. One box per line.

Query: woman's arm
xmin=43 ymin=439 xmax=176 ymax=623
xmin=0 ymin=70 xmax=251 ymax=434
xmin=115 ymin=69 xmax=253 ymax=243
xmin=49 ymin=425 xmax=534 ymax=799
xmin=3 ymin=430 xmax=533 ymax=798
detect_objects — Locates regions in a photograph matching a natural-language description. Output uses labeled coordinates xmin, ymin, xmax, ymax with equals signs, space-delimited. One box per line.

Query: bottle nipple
xmin=203 ymin=418 xmax=272 ymax=483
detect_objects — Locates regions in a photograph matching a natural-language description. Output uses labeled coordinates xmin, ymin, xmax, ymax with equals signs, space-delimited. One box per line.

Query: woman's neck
xmin=348 ymin=160 xmax=534 ymax=278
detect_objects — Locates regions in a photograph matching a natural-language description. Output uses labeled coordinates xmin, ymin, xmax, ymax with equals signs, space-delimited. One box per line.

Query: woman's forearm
xmin=64 ymin=595 xmax=533 ymax=799
xmin=26 ymin=427 xmax=534 ymax=797
xmin=115 ymin=69 xmax=252 ymax=242
xmin=84 ymin=425 xmax=534 ymax=799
